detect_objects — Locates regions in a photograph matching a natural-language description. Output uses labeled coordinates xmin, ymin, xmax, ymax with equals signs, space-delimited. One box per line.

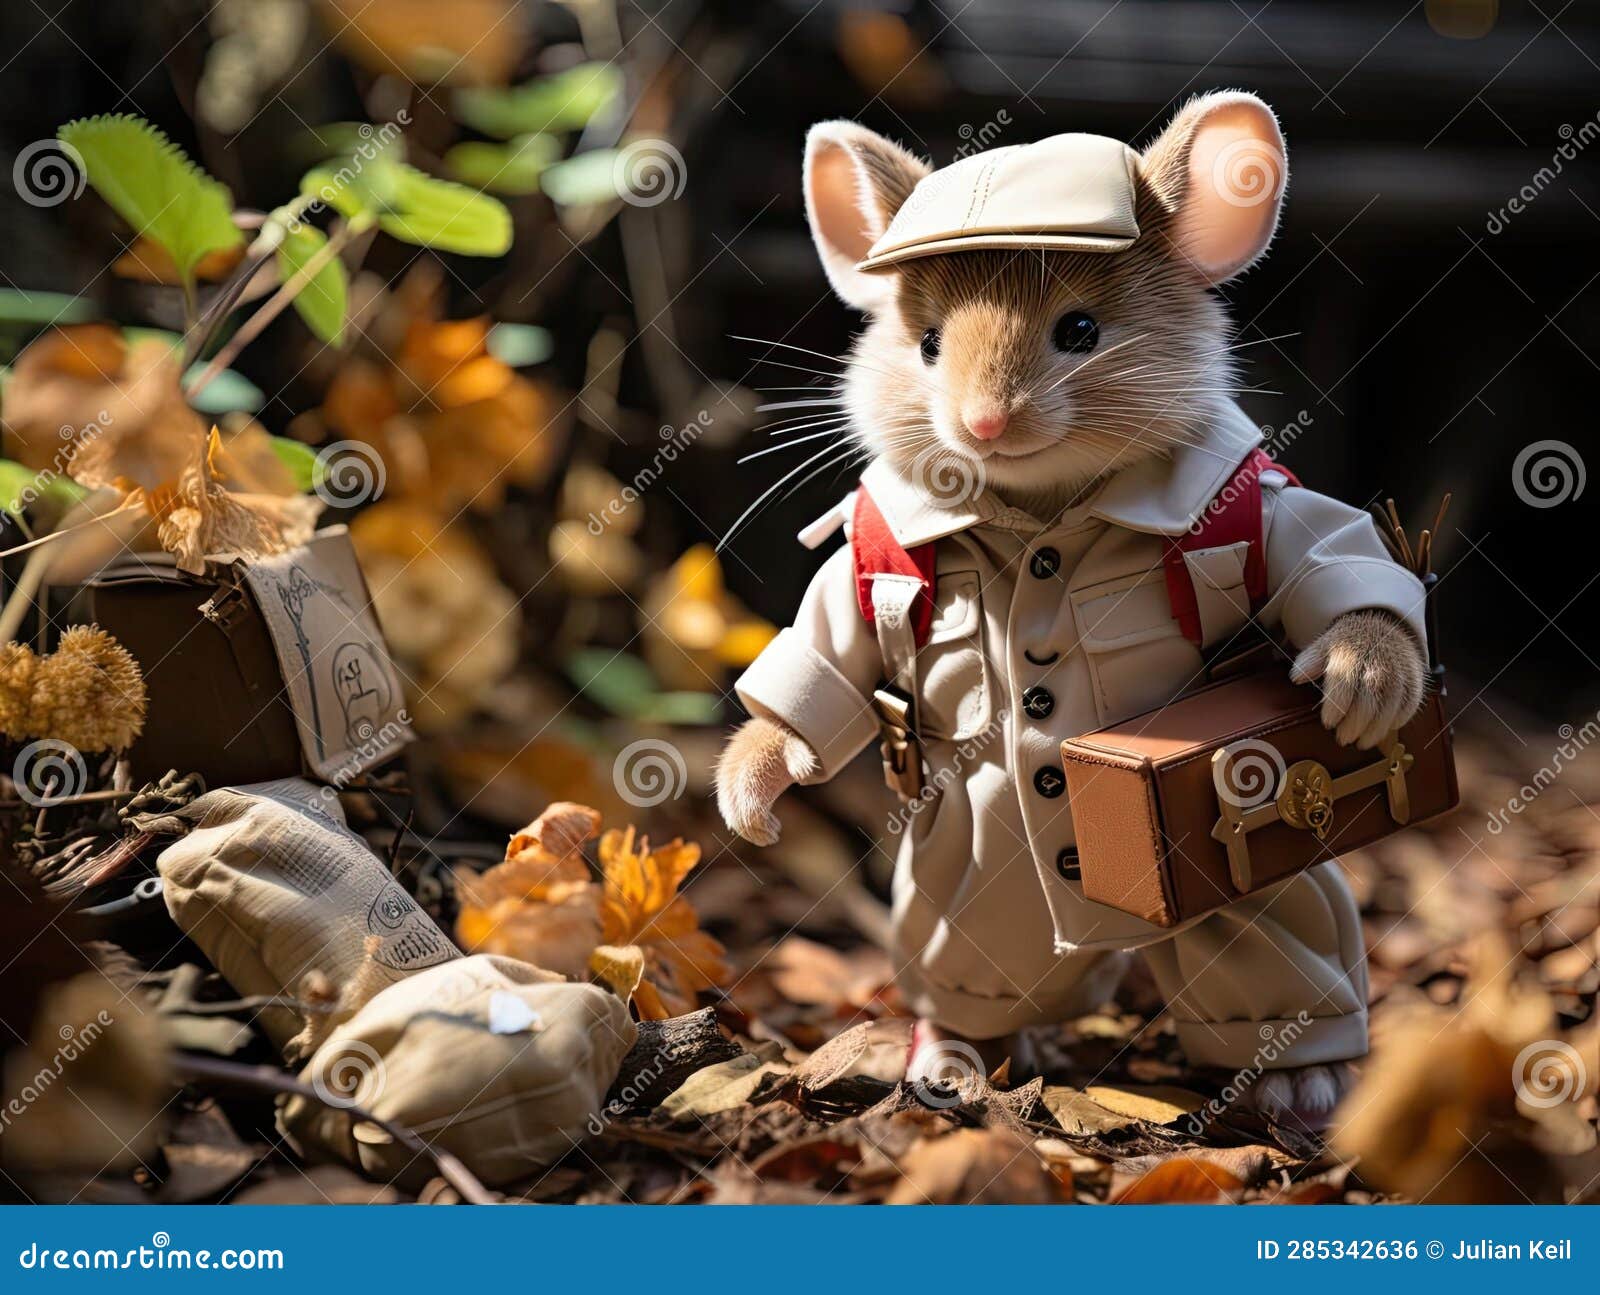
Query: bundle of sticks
xmin=1373 ymin=493 xmax=1450 ymax=579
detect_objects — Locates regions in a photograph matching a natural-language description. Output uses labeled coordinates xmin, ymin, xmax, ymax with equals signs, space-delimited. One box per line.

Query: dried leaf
xmin=597 ymin=827 xmax=731 ymax=1020
xmin=660 ymin=1043 xmax=788 ymax=1120
xmin=1112 ymin=1156 xmax=1246 ymax=1204
xmin=884 ymin=1128 xmax=1062 ymax=1205
xmin=1083 ymin=1084 xmax=1209 ymax=1125
xmin=590 ymin=944 xmax=646 ymax=1003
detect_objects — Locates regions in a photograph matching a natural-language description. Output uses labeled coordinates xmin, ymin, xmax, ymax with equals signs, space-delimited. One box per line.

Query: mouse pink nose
xmin=964 ymin=406 xmax=1009 ymax=441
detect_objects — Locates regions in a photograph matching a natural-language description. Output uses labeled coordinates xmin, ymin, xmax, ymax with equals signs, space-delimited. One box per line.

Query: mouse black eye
xmin=1053 ymin=312 xmax=1099 ymax=354
xmin=919 ymin=327 xmax=941 ymax=365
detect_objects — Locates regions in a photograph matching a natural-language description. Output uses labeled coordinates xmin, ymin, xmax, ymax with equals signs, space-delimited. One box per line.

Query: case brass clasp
xmin=872 ymin=686 xmax=923 ymax=799
xmin=1211 ymin=737 xmax=1415 ymax=892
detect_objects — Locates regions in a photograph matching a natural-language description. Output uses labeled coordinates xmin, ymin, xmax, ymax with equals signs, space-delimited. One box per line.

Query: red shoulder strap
xmin=852 ymin=487 xmax=936 ymax=647
xmin=1162 ymin=448 xmax=1300 ymax=645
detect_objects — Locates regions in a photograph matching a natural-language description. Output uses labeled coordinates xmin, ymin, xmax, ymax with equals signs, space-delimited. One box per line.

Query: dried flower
xmin=22 ymin=625 xmax=148 ymax=752
xmin=0 ymin=642 xmax=41 ymax=740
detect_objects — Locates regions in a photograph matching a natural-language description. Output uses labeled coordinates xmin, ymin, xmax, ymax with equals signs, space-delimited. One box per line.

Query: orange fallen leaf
xmin=597 ymin=827 xmax=731 ymax=1020
xmin=1112 ymin=1156 xmax=1246 ymax=1204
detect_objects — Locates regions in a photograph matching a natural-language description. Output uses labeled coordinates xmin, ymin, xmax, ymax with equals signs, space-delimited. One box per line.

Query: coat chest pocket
xmin=916 ymin=570 xmax=992 ymax=742
xmin=1071 ymin=570 xmax=1203 ymax=726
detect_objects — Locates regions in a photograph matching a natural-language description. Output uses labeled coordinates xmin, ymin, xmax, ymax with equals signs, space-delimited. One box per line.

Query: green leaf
xmin=0 ymin=289 xmax=94 ymax=328
xmin=297 ymin=135 xmax=406 ymax=224
xmin=267 ymin=437 xmax=321 ymax=492
xmin=276 ymin=223 xmax=348 ymax=345
xmin=566 ymin=649 xmax=657 ymax=718
xmin=377 ymin=166 xmax=512 ymax=255
xmin=565 ymin=649 xmax=720 ymax=726
xmin=183 ymin=364 xmax=263 ymax=415
xmin=299 ymin=160 xmax=511 ymax=256
xmin=58 ymin=115 xmax=242 ymax=284
xmin=636 ymin=691 xmax=722 ymax=726
xmin=538 ymin=149 xmax=625 ymax=208
xmin=0 ymin=457 xmax=85 ymax=521
xmin=485 ymin=322 xmax=553 ymax=368
xmin=443 ymin=133 xmax=560 ymax=195
xmin=453 ymin=63 xmax=624 ymax=140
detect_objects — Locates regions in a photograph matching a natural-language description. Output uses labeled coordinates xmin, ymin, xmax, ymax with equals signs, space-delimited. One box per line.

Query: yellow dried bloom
xmin=27 ymin=625 xmax=148 ymax=753
xmin=0 ymin=642 xmax=41 ymax=739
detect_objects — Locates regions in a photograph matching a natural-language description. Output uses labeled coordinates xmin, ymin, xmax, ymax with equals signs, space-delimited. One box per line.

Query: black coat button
xmin=1033 ymin=766 xmax=1065 ymax=798
xmin=1021 ymin=686 xmax=1054 ymax=720
xmin=1056 ymin=847 xmax=1080 ymax=881
xmin=1029 ymin=546 xmax=1061 ymax=579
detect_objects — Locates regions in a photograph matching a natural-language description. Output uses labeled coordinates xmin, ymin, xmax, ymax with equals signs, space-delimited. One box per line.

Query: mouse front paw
xmin=714 ymin=717 xmax=818 ymax=846
xmin=1290 ymin=610 xmax=1427 ymax=749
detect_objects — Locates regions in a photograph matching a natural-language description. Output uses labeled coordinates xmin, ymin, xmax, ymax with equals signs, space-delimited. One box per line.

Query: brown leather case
xmin=1060 ymin=672 xmax=1459 ymax=928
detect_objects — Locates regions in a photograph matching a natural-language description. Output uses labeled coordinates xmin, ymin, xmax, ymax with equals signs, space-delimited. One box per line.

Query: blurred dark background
xmin=3 ymin=0 xmax=1596 ymax=729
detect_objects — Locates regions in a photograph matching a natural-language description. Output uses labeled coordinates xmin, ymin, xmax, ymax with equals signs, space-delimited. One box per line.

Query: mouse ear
xmin=1141 ymin=91 xmax=1287 ymax=283
xmin=804 ymin=121 xmax=930 ymax=311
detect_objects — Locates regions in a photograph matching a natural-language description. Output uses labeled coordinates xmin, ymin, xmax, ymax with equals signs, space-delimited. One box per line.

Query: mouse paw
xmin=1234 ymin=1061 xmax=1357 ymax=1133
xmin=1290 ymin=610 xmax=1426 ymax=749
xmin=714 ymin=717 xmax=817 ymax=846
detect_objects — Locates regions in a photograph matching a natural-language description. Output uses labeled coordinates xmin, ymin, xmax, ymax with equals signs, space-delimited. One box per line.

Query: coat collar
xmin=857 ymin=400 xmax=1264 ymax=546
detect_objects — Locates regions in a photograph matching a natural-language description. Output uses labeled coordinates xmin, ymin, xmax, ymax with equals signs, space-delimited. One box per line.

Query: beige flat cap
xmin=859 ymin=132 xmax=1141 ymax=272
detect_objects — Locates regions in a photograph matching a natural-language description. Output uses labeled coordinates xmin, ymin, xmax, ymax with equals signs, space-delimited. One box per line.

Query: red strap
xmin=852 ymin=488 xmax=936 ymax=647
xmin=1162 ymin=448 xmax=1300 ymax=645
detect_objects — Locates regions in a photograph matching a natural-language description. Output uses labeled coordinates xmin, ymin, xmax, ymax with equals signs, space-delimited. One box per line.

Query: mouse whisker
xmin=756 ymin=398 xmax=845 ymax=413
xmin=720 ymin=439 xmax=864 ymax=551
xmin=738 ymin=429 xmax=848 ymax=463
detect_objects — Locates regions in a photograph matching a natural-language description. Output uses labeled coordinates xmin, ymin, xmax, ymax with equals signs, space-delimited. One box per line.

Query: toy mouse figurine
xmin=716 ymin=93 xmax=1428 ymax=1131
